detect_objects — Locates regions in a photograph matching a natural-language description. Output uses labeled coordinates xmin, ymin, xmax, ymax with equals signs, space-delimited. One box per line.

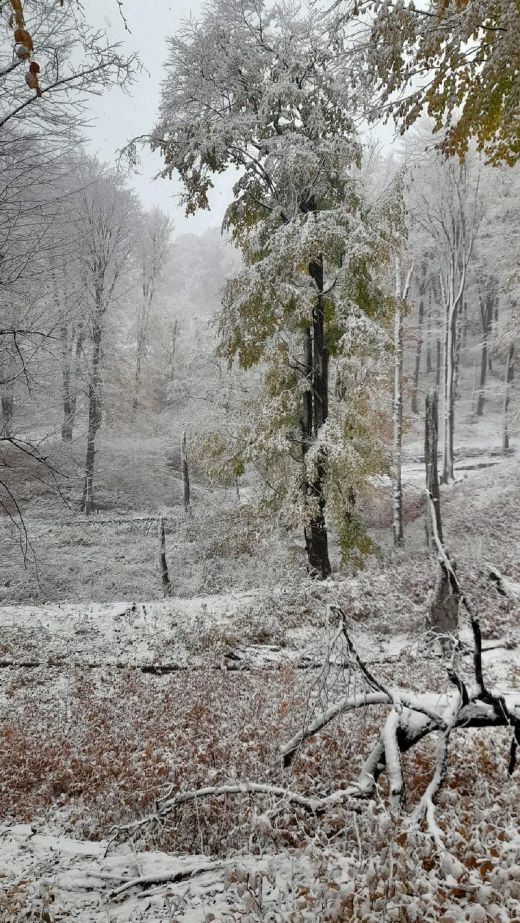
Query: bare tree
xmin=0 ymin=0 xmax=136 ymax=140
xmin=412 ymin=153 xmax=483 ymax=483
xmin=132 ymin=208 xmax=172 ymax=417
xmin=74 ymin=156 xmax=138 ymax=514
xmin=0 ymin=1 xmax=137 ymax=544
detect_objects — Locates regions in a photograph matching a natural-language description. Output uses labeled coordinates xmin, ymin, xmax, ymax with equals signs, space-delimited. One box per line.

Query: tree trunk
xmin=159 ymin=517 xmax=171 ymax=596
xmin=393 ymin=261 xmax=404 ymax=547
xmin=61 ymin=326 xmax=73 ymax=442
xmin=435 ymin=338 xmax=441 ymax=387
xmin=441 ymin=299 xmax=457 ymax=484
xmin=132 ymin=313 xmax=147 ymax=418
xmin=62 ymin=324 xmax=84 ymax=442
xmin=69 ymin=326 xmax=84 ymax=434
xmin=476 ymin=287 xmax=495 ymax=417
xmin=182 ymin=430 xmax=190 ymax=513
xmin=1 ymin=388 xmax=13 ymax=437
xmin=453 ymin=306 xmax=463 ymax=399
xmin=83 ymin=315 xmax=103 ymax=515
xmin=425 ymin=390 xmax=443 ymax=548
xmin=476 ymin=338 xmax=488 ymax=417
xmin=429 ymin=560 xmax=459 ymax=637
xmin=301 ymin=253 xmax=331 ymax=579
xmin=411 ymin=298 xmax=424 ymax=415
xmin=503 ymin=344 xmax=515 ymax=453
xmin=461 ymin=298 xmax=468 ymax=348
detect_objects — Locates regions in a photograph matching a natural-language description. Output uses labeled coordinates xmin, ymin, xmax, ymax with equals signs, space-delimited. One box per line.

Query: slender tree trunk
xmin=461 ymin=299 xmax=468 ymax=348
xmin=62 ymin=324 xmax=84 ymax=442
xmin=476 ymin=290 xmax=494 ymax=417
xmin=132 ymin=310 xmax=147 ymax=418
xmin=503 ymin=345 xmax=515 ymax=453
xmin=61 ymin=326 xmax=73 ymax=442
xmin=168 ymin=319 xmax=178 ymax=380
xmin=69 ymin=325 xmax=84 ymax=434
xmin=393 ymin=261 xmax=404 ymax=547
xmin=83 ymin=314 xmax=103 ymax=515
xmin=489 ymin=300 xmax=499 ymax=373
xmin=132 ymin=346 xmax=143 ymax=417
xmin=476 ymin=338 xmax=488 ymax=417
xmin=453 ymin=308 xmax=463 ymax=399
xmin=1 ymin=341 xmax=14 ymax=435
xmin=1 ymin=388 xmax=13 ymax=436
xmin=411 ymin=298 xmax=424 ymax=415
xmin=426 ymin=300 xmax=433 ymax=375
xmin=442 ymin=295 xmax=457 ymax=484
xmin=425 ymin=390 xmax=443 ymax=548
xmin=159 ymin=517 xmax=171 ymax=596
xmin=182 ymin=430 xmax=190 ymax=513
xmin=435 ymin=337 xmax=441 ymax=388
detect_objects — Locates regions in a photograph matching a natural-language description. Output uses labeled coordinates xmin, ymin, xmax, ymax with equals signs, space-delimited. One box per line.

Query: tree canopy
xmin=363 ymin=0 xmax=520 ymax=165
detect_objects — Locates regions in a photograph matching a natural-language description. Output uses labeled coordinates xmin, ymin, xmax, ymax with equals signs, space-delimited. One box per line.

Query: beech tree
xmin=361 ymin=0 xmax=520 ymax=165
xmin=73 ymin=156 xmax=138 ymax=514
xmin=152 ymin=0 xmax=398 ymax=576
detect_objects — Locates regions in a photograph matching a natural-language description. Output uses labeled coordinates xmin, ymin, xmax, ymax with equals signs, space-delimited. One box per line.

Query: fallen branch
xmin=110 ymin=781 xmax=363 ymax=848
xmin=109 ymin=863 xmax=223 ymax=901
xmin=483 ymin=562 xmax=520 ymax=600
xmin=384 ymin=709 xmax=405 ymax=811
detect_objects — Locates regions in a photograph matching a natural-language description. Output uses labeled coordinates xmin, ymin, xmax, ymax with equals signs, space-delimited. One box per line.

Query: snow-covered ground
xmin=1 ymin=438 xmax=519 ymax=921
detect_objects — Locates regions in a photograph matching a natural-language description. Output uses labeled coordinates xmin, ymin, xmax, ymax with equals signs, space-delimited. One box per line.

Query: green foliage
xmin=337 ymin=509 xmax=378 ymax=568
xmin=365 ymin=0 xmax=520 ymax=165
xmin=195 ymin=432 xmax=245 ymax=487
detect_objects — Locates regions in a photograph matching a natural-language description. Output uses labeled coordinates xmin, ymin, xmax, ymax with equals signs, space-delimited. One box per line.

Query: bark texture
xmin=425 ymin=389 xmax=443 ymax=548
xmin=301 ymin=251 xmax=331 ymax=578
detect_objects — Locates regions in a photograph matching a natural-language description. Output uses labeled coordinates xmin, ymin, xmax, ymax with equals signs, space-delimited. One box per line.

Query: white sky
xmin=84 ymin=0 xmax=236 ymax=235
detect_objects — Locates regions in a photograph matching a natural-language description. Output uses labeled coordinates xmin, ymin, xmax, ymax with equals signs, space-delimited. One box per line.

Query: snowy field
xmin=1 ymin=441 xmax=519 ymax=921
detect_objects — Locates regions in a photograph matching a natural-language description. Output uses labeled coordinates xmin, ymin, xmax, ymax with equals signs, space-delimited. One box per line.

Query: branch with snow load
xmin=282 ymin=590 xmax=519 ymax=810
xmin=110 ymin=596 xmax=518 ymax=857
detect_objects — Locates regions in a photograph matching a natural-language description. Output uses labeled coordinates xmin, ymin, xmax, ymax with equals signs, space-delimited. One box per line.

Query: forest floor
xmin=0 ymin=412 xmax=519 ymax=921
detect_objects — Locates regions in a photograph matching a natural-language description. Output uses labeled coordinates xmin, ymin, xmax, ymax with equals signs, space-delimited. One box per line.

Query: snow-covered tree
xmin=73 ymin=156 xmax=139 ymax=514
xmin=409 ymin=147 xmax=483 ymax=482
xmin=152 ymin=0 xmax=400 ymax=576
xmin=132 ymin=208 xmax=172 ymax=417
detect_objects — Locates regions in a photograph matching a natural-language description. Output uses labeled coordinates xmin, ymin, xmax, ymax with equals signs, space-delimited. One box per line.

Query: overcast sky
xmin=84 ymin=0 xmax=236 ymax=235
